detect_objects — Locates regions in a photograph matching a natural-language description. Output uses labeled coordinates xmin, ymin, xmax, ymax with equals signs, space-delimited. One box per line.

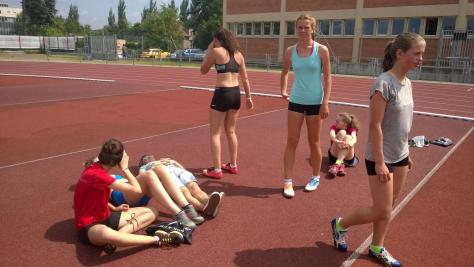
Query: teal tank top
xmin=289 ymin=42 xmax=323 ymax=105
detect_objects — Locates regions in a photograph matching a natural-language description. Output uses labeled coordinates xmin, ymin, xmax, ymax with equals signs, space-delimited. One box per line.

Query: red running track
xmin=0 ymin=61 xmax=472 ymax=266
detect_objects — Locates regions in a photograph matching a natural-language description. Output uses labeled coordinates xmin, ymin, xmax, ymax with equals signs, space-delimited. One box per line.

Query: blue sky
xmin=4 ymin=0 xmax=182 ymax=29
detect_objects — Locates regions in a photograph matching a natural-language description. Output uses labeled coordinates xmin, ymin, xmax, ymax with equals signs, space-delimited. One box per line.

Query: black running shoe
xmin=154 ymin=230 xmax=184 ymax=246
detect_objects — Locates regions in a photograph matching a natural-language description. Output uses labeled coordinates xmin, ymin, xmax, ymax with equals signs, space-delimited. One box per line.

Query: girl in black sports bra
xmin=200 ymin=28 xmax=254 ymax=179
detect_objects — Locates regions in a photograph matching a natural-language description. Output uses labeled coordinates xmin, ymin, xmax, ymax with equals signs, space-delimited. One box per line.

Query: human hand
xmin=246 ymin=98 xmax=254 ymax=109
xmin=320 ymin=103 xmax=329 ymax=119
xmin=408 ymin=157 xmax=413 ymax=171
xmin=281 ymin=92 xmax=289 ymax=101
xmin=375 ymin=162 xmax=391 ymax=183
xmin=118 ymin=204 xmax=129 ymax=212
xmin=119 ymin=151 xmax=129 ymax=171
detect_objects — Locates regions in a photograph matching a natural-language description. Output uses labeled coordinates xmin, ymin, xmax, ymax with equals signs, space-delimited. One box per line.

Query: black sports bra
xmin=215 ymin=54 xmax=240 ymax=73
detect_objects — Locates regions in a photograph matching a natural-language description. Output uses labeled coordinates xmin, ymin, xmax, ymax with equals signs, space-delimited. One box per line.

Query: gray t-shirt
xmin=365 ymin=72 xmax=413 ymax=163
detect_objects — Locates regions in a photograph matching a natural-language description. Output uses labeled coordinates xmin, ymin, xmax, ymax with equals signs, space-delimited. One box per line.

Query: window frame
xmin=363 ymin=19 xmax=375 ymax=36
xmin=391 ymin=18 xmax=405 ymax=35
xmin=332 ymin=20 xmax=343 ymax=36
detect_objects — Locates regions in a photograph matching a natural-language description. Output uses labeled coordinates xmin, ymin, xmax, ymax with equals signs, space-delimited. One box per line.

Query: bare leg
xmin=124 ymin=171 xmax=182 ymax=215
xmin=339 ymin=174 xmax=393 ymax=231
xmin=152 ymin=164 xmax=190 ymax=208
xmin=181 ymin=187 xmax=205 ymax=211
xmin=209 ymin=109 xmax=227 ymax=169
xmin=88 ymin=225 xmax=157 ymax=247
xmin=117 ymin=207 xmax=158 ymax=233
xmin=305 ymin=115 xmax=323 ymax=176
xmin=224 ymin=109 xmax=240 ymax=165
xmin=283 ymin=111 xmax=305 ymax=179
xmin=372 ymin=165 xmax=409 ymax=246
xmin=187 ymin=182 xmax=209 ymax=205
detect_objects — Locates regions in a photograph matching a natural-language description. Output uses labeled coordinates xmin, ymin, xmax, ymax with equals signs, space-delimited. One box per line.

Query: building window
xmin=332 ymin=20 xmax=342 ymax=35
xmin=392 ymin=18 xmax=404 ymax=35
xmin=272 ymin=22 xmax=280 ymax=35
xmin=442 ymin=16 xmax=456 ymax=34
xmin=344 ymin=19 xmax=355 ymax=35
xmin=237 ymin=23 xmax=244 ymax=35
xmin=319 ymin=20 xmax=329 ymax=35
xmin=286 ymin=21 xmax=295 ymax=35
xmin=377 ymin=19 xmax=389 ymax=35
xmin=425 ymin=17 xmax=438 ymax=35
xmin=468 ymin=16 xmax=474 ymax=32
xmin=228 ymin=23 xmax=235 ymax=34
xmin=254 ymin=22 xmax=262 ymax=35
xmin=245 ymin=23 xmax=252 ymax=35
xmin=263 ymin=22 xmax=271 ymax=35
xmin=408 ymin=18 xmax=421 ymax=33
xmin=363 ymin=19 xmax=375 ymax=35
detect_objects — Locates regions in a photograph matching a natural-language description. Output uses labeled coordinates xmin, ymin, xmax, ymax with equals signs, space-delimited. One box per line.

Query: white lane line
xmin=0 ymin=73 xmax=115 ymax=82
xmin=180 ymin=85 xmax=474 ymax=122
xmin=341 ymin=126 xmax=473 ymax=267
xmin=0 ymin=107 xmax=286 ymax=170
xmin=0 ymin=88 xmax=180 ymax=107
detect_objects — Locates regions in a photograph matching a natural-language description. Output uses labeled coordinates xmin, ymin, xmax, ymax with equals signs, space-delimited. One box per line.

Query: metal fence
xmin=0 ymin=35 xmax=75 ymax=50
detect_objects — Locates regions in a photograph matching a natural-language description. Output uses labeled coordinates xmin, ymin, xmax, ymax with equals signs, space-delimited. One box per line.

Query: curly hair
xmin=214 ymin=28 xmax=241 ymax=56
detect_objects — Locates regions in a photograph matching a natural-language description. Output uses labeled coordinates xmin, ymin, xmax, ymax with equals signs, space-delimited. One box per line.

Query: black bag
xmin=146 ymin=221 xmax=193 ymax=244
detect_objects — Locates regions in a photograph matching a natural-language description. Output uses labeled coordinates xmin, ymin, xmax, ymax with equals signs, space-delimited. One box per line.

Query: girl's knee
xmin=336 ymin=130 xmax=347 ymax=140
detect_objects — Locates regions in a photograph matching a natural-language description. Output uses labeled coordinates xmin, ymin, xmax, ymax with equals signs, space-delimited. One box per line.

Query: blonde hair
xmin=296 ymin=14 xmax=316 ymax=39
xmin=338 ymin=112 xmax=360 ymax=130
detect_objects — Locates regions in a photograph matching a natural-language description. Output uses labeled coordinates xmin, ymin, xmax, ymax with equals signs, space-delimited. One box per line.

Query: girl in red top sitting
xmin=328 ymin=112 xmax=360 ymax=177
xmin=73 ymin=139 xmax=183 ymax=254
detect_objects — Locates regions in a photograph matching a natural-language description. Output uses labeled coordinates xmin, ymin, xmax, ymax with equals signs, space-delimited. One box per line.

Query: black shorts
xmin=328 ymin=150 xmax=359 ymax=167
xmin=77 ymin=211 xmax=121 ymax=245
xmin=365 ymin=156 xmax=409 ymax=176
xmin=210 ymin=86 xmax=241 ymax=112
xmin=288 ymin=102 xmax=321 ymax=115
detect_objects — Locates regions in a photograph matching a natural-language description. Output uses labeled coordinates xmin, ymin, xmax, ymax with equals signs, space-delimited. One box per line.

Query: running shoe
xmin=176 ymin=210 xmax=197 ymax=229
xmin=304 ymin=176 xmax=320 ymax=191
xmin=203 ymin=167 xmax=223 ymax=179
xmin=184 ymin=205 xmax=205 ymax=225
xmin=203 ymin=192 xmax=223 ymax=217
xmin=368 ymin=247 xmax=402 ymax=267
xmin=155 ymin=230 xmax=184 ymax=247
xmin=337 ymin=164 xmax=346 ymax=176
xmin=283 ymin=182 xmax=295 ymax=198
xmin=331 ymin=217 xmax=348 ymax=251
xmin=328 ymin=164 xmax=339 ymax=177
xmin=222 ymin=163 xmax=238 ymax=174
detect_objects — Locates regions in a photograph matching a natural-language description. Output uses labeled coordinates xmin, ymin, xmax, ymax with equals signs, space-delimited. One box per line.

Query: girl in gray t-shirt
xmin=330 ymin=33 xmax=426 ymax=267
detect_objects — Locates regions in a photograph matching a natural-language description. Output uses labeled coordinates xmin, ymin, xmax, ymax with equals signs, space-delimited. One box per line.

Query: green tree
xmin=105 ymin=8 xmax=117 ymax=34
xmin=142 ymin=5 xmax=183 ymax=51
xmin=169 ymin=0 xmax=176 ymax=9
xmin=65 ymin=4 xmax=81 ymax=34
xmin=117 ymin=0 xmax=128 ymax=35
xmin=19 ymin=0 xmax=57 ymax=34
xmin=141 ymin=0 xmax=157 ymax=22
xmin=187 ymin=0 xmax=222 ymax=49
xmin=179 ymin=0 xmax=189 ymax=25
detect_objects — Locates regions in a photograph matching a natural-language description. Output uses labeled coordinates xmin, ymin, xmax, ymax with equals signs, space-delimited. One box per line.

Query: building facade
xmin=0 ymin=3 xmax=21 ymax=35
xmin=223 ymin=0 xmax=474 ymax=63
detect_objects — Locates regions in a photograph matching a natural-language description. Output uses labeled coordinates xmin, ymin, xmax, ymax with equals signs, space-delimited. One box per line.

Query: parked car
xmin=141 ymin=48 xmax=169 ymax=59
xmin=170 ymin=49 xmax=185 ymax=59
xmin=176 ymin=48 xmax=206 ymax=60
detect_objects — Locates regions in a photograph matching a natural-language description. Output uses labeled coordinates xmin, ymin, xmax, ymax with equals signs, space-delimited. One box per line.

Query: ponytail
xmin=382 ymin=33 xmax=425 ymax=72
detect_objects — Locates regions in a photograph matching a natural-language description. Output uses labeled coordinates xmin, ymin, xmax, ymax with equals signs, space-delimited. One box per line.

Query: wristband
xmin=122 ymin=167 xmax=129 ymax=171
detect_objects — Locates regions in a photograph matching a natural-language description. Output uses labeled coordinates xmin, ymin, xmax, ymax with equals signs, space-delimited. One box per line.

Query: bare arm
xmin=369 ymin=92 xmax=390 ymax=182
xmin=109 ymin=151 xmax=142 ymax=194
xmin=280 ymin=46 xmax=292 ymax=100
xmin=238 ymin=52 xmax=254 ymax=109
xmin=319 ymin=45 xmax=332 ymax=119
xmin=200 ymin=41 xmax=216 ymax=74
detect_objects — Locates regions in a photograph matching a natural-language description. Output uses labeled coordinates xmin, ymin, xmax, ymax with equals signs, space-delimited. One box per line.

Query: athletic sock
xmin=283 ymin=178 xmax=292 ymax=184
xmin=370 ymin=244 xmax=383 ymax=253
xmin=230 ymin=163 xmax=237 ymax=168
xmin=335 ymin=160 xmax=343 ymax=165
xmin=154 ymin=235 xmax=160 ymax=245
xmin=213 ymin=168 xmax=222 ymax=172
xmin=336 ymin=220 xmax=346 ymax=232
xmin=311 ymin=175 xmax=320 ymax=180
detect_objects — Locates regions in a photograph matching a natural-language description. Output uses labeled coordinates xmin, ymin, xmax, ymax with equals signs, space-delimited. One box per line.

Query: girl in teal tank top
xmin=289 ymin=42 xmax=323 ymax=105
xmin=280 ymin=14 xmax=332 ymax=198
